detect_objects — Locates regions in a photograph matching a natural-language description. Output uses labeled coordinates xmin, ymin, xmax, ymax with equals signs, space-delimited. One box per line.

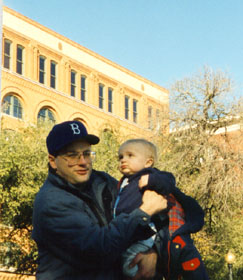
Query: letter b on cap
xmin=70 ymin=123 xmax=80 ymax=135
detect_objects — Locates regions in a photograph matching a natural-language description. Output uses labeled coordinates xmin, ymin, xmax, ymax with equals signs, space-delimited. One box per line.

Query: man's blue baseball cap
xmin=46 ymin=121 xmax=100 ymax=155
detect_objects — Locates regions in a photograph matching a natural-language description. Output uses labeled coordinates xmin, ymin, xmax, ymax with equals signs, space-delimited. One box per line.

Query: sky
xmin=2 ymin=0 xmax=243 ymax=98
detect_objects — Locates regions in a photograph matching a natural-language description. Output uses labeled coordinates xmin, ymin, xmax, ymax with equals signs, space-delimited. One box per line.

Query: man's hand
xmin=129 ymin=250 xmax=158 ymax=280
xmin=140 ymin=190 xmax=167 ymax=216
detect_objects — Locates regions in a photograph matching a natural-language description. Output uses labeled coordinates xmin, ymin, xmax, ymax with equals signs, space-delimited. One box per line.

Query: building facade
xmin=1 ymin=6 xmax=169 ymax=139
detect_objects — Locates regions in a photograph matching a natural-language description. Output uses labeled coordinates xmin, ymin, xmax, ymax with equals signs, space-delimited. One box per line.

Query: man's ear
xmin=145 ymin=157 xmax=154 ymax=168
xmin=48 ymin=154 xmax=57 ymax=169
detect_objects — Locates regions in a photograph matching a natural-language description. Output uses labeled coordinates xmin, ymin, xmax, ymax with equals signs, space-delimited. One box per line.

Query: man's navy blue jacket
xmin=32 ymin=169 xmax=155 ymax=280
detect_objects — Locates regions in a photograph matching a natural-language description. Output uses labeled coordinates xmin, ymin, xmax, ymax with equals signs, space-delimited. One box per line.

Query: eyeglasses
xmin=60 ymin=150 xmax=96 ymax=165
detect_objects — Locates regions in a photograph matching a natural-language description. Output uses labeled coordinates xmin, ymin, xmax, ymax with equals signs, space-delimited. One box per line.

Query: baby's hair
xmin=119 ymin=138 xmax=158 ymax=165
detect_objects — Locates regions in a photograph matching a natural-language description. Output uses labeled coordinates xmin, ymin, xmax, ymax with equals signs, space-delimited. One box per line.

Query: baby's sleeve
xmin=146 ymin=170 xmax=176 ymax=195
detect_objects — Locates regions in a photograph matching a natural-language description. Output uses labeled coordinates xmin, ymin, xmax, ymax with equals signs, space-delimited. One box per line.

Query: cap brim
xmin=85 ymin=134 xmax=100 ymax=145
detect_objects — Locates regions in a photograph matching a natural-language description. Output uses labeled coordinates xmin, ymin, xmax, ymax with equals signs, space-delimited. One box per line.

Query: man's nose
xmin=77 ymin=154 xmax=87 ymax=164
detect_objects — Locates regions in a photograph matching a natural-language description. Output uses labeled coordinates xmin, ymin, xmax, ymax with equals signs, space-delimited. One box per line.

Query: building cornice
xmin=3 ymin=6 xmax=169 ymax=101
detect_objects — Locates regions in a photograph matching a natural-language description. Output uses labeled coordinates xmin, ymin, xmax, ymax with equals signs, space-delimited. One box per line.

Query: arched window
xmin=2 ymin=95 xmax=23 ymax=119
xmin=38 ymin=108 xmax=55 ymax=123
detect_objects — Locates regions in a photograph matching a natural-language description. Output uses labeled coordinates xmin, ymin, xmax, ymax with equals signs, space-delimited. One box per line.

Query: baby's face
xmin=118 ymin=143 xmax=153 ymax=176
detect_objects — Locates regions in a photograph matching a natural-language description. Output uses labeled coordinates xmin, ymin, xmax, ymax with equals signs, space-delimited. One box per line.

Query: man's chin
xmin=76 ymin=172 xmax=91 ymax=183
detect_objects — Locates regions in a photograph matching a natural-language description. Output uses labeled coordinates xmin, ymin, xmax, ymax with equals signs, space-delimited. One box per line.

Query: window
xmin=39 ymin=56 xmax=46 ymax=84
xmin=2 ymin=95 xmax=23 ymax=119
xmin=38 ymin=108 xmax=55 ymax=123
xmin=99 ymin=84 xmax=104 ymax=109
xmin=108 ymin=88 xmax=113 ymax=113
xmin=4 ymin=39 xmax=12 ymax=69
xmin=71 ymin=70 xmax=76 ymax=97
xmin=16 ymin=45 xmax=24 ymax=75
xmin=81 ymin=75 xmax=86 ymax=101
xmin=133 ymin=99 xmax=138 ymax=123
xmin=125 ymin=95 xmax=129 ymax=120
xmin=50 ymin=61 xmax=57 ymax=89
xmin=148 ymin=106 xmax=153 ymax=129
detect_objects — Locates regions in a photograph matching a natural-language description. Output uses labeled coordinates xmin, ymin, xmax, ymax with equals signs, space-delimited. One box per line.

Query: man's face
xmin=118 ymin=143 xmax=153 ymax=176
xmin=49 ymin=140 xmax=93 ymax=185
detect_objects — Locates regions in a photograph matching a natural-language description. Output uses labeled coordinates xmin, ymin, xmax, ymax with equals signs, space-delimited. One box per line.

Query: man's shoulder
xmin=35 ymin=174 xmax=66 ymax=200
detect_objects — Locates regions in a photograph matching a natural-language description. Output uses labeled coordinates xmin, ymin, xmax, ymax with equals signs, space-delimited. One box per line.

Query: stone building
xmin=1 ymin=6 xmax=169 ymax=138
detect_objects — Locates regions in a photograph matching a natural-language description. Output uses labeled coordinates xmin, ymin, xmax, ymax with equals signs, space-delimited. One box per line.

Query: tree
xmin=0 ymin=123 xmax=51 ymax=272
xmin=155 ymin=66 xmax=243 ymax=279
xmin=93 ymin=125 xmax=123 ymax=180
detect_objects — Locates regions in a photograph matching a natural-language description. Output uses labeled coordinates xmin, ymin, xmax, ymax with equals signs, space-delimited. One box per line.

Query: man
xmin=32 ymin=120 xmax=167 ymax=280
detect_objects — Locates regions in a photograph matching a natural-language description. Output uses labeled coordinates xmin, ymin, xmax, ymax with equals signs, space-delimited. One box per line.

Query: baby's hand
xmin=138 ymin=175 xmax=149 ymax=189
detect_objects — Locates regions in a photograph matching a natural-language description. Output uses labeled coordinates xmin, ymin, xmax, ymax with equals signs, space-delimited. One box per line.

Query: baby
xmin=113 ymin=139 xmax=209 ymax=280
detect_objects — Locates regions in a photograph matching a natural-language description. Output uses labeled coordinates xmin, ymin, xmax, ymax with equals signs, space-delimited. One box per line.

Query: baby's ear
xmin=145 ymin=157 xmax=154 ymax=168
